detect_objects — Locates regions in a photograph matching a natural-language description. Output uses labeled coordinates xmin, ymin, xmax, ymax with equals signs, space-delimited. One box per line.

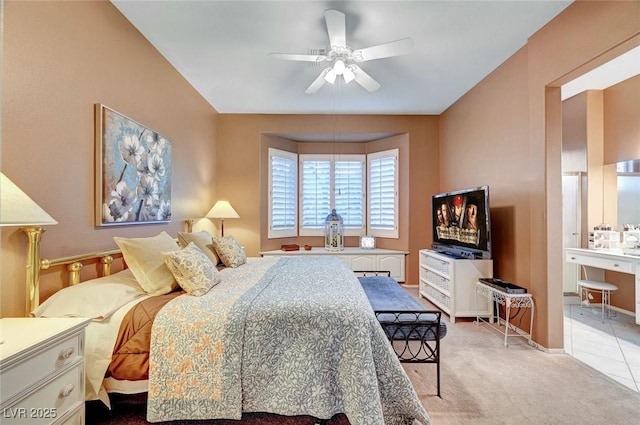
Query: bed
xmin=28 ymin=231 xmax=431 ymax=425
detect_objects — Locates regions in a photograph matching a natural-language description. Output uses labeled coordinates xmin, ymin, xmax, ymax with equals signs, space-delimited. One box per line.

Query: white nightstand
xmin=0 ymin=318 xmax=90 ymax=425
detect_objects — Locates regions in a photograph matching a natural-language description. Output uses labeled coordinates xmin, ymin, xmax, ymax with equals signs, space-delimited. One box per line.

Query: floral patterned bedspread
xmin=147 ymin=256 xmax=430 ymax=425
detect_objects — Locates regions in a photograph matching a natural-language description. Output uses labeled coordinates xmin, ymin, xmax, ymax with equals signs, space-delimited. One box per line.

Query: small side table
xmin=474 ymin=281 xmax=535 ymax=347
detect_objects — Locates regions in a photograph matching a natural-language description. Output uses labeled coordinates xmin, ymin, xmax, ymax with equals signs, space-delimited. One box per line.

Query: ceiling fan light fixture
xmin=333 ymin=59 xmax=346 ymax=75
xmin=324 ymin=68 xmax=337 ymax=84
xmin=343 ymin=67 xmax=355 ymax=84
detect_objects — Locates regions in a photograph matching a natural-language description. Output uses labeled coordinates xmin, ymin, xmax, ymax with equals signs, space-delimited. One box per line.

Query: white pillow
xmin=163 ymin=242 xmax=222 ymax=296
xmin=177 ymin=231 xmax=220 ymax=265
xmin=114 ymin=231 xmax=180 ymax=295
xmin=30 ymin=269 xmax=145 ymax=320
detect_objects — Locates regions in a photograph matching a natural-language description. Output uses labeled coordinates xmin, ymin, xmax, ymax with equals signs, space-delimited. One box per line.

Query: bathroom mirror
xmin=601 ymin=159 xmax=640 ymax=235
xmin=617 ymin=159 xmax=640 ymax=231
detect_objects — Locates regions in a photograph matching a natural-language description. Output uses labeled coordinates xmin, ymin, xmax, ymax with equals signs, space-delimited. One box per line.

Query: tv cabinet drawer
xmin=420 ymin=252 xmax=451 ymax=276
xmin=422 ymin=269 xmax=451 ymax=293
xmin=420 ymin=283 xmax=451 ymax=311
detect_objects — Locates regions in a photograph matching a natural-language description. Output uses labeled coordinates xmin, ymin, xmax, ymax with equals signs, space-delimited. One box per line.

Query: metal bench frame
xmin=355 ymin=270 xmax=443 ymax=397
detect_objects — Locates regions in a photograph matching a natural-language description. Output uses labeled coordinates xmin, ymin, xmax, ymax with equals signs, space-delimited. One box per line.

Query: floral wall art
xmin=95 ymin=104 xmax=172 ymax=226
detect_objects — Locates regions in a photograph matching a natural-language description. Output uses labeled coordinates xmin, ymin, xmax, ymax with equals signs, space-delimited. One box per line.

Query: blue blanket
xmin=149 ymin=258 xmax=431 ymax=425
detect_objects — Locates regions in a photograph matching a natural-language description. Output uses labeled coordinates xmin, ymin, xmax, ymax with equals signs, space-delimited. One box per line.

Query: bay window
xmin=267 ymin=147 xmax=398 ymax=239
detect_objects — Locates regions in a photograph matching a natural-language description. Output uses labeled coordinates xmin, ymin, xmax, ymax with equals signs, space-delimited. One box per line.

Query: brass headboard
xmin=25 ymin=226 xmax=124 ymax=314
xmin=25 ymin=220 xmax=192 ymax=313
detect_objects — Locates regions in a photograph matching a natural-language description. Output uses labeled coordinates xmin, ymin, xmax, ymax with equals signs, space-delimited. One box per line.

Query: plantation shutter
xmin=368 ymin=149 xmax=399 ymax=238
xmin=334 ymin=159 xmax=364 ymax=229
xmin=268 ymin=148 xmax=297 ymax=238
xmin=300 ymin=159 xmax=331 ymax=231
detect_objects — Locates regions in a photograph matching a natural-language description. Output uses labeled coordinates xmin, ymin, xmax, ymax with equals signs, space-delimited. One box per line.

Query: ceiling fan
xmin=269 ymin=9 xmax=414 ymax=94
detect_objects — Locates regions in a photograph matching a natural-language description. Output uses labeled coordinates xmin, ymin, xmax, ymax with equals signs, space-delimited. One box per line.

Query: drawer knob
xmin=614 ymin=263 xmax=619 ymax=267
xmin=60 ymin=384 xmax=75 ymax=398
xmin=62 ymin=347 xmax=75 ymax=359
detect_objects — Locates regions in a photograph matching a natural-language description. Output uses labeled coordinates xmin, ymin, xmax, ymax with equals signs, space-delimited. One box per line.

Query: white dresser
xmin=0 ymin=318 xmax=90 ymax=425
xmin=419 ymin=249 xmax=493 ymax=322
xmin=260 ymin=247 xmax=408 ymax=282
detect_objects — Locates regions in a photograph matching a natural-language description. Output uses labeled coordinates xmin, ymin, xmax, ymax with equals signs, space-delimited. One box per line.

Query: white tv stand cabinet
xmin=260 ymin=247 xmax=407 ymax=282
xmin=419 ymin=249 xmax=493 ymax=322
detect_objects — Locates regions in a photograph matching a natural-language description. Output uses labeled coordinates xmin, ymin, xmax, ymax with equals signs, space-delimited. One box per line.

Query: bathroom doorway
xmin=562 ymin=173 xmax=581 ymax=294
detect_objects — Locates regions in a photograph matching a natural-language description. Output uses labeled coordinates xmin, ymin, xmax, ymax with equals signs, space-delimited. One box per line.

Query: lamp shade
xmin=206 ymin=200 xmax=239 ymax=219
xmin=0 ymin=173 xmax=57 ymax=226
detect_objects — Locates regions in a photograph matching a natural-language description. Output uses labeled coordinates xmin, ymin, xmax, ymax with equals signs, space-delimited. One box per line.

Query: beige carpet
xmin=404 ymin=287 xmax=640 ymax=425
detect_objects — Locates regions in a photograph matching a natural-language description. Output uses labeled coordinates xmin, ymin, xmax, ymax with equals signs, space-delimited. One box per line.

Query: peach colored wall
xmin=1 ymin=1 xmax=219 ymax=317
xmin=604 ymin=74 xmax=640 ymax=164
xmin=586 ymin=91 xmax=606 ymax=231
xmin=440 ymin=47 xmax=530 ymax=282
xmin=562 ymin=93 xmax=588 ymax=173
xmin=218 ymin=114 xmax=439 ymax=284
xmin=440 ymin=0 xmax=640 ymax=348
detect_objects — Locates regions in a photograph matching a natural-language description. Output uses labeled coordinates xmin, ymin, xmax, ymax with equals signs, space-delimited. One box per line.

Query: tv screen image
xmin=432 ymin=186 xmax=492 ymax=259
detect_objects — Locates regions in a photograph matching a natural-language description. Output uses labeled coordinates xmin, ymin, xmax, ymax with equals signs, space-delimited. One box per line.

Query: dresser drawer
xmin=2 ymin=363 xmax=83 ymax=425
xmin=1 ymin=332 xmax=83 ymax=404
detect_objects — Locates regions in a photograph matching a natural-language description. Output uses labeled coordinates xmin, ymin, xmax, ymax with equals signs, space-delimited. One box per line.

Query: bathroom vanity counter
xmin=566 ymin=247 xmax=640 ymax=324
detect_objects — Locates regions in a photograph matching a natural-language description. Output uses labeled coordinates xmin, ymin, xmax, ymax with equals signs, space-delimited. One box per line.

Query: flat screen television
xmin=431 ymin=186 xmax=492 ymax=259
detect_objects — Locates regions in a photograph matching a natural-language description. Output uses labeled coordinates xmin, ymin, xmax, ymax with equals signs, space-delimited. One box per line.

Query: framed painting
xmin=95 ymin=104 xmax=172 ymax=226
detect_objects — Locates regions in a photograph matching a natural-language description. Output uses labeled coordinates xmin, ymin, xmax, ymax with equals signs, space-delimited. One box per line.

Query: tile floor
xmin=563 ymin=295 xmax=640 ymax=392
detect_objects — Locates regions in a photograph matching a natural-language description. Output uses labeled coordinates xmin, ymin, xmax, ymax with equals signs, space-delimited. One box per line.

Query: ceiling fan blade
xmin=351 ymin=65 xmax=381 ymax=92
xmin=353 ymin=38 xmax=414 ymax=61
xmin=269 ymin=53 xmax=327 ymax=62
xmin=305 ymin=69 xmax=330 ymax=94
xmin=325 ymin=9 xmax=346 ymax=48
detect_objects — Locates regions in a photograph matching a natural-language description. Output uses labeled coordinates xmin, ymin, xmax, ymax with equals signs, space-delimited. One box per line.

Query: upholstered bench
xmin=356 ymin=271 xmax=447 ymax=397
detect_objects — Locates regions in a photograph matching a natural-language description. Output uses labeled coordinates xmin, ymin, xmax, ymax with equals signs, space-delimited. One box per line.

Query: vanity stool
xmin=577 ymin=279 xmax=618 ymax=322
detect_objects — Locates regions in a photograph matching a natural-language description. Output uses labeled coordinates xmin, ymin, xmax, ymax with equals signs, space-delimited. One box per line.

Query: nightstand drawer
xmin=1 ymin=332 xmax=83 ymax=404
xmin=2 ymin=363 xmax=84 ymax=425
xmin=55 ymin=406 xmax=83 ymax=425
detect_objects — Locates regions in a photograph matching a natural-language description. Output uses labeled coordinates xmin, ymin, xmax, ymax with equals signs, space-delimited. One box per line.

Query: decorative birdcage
xmin=324 ymin=209 xmax=344 ymax=251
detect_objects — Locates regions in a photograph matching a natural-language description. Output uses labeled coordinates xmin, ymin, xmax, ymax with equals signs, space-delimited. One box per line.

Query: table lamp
xmin=0 ymin=173 xmax=58 ymax=324
xmin=206 ymin=200 xmax=239 ymax=237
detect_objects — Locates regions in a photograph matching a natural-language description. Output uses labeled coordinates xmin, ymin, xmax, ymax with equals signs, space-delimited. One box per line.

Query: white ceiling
xmin=111 ymin=0 xmax=573 ymax=115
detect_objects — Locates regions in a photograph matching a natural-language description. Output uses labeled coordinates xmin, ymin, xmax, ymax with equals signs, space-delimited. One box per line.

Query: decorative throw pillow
xmin=211 ymin=235 xmax=246 ymax=268
xmin=114 ymin=231 xmax=180 ymax=296
xmin=177 ymin=230 xmax=220 ymax=265
xmin=163 ymin=243 xmax=222 ymax=296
